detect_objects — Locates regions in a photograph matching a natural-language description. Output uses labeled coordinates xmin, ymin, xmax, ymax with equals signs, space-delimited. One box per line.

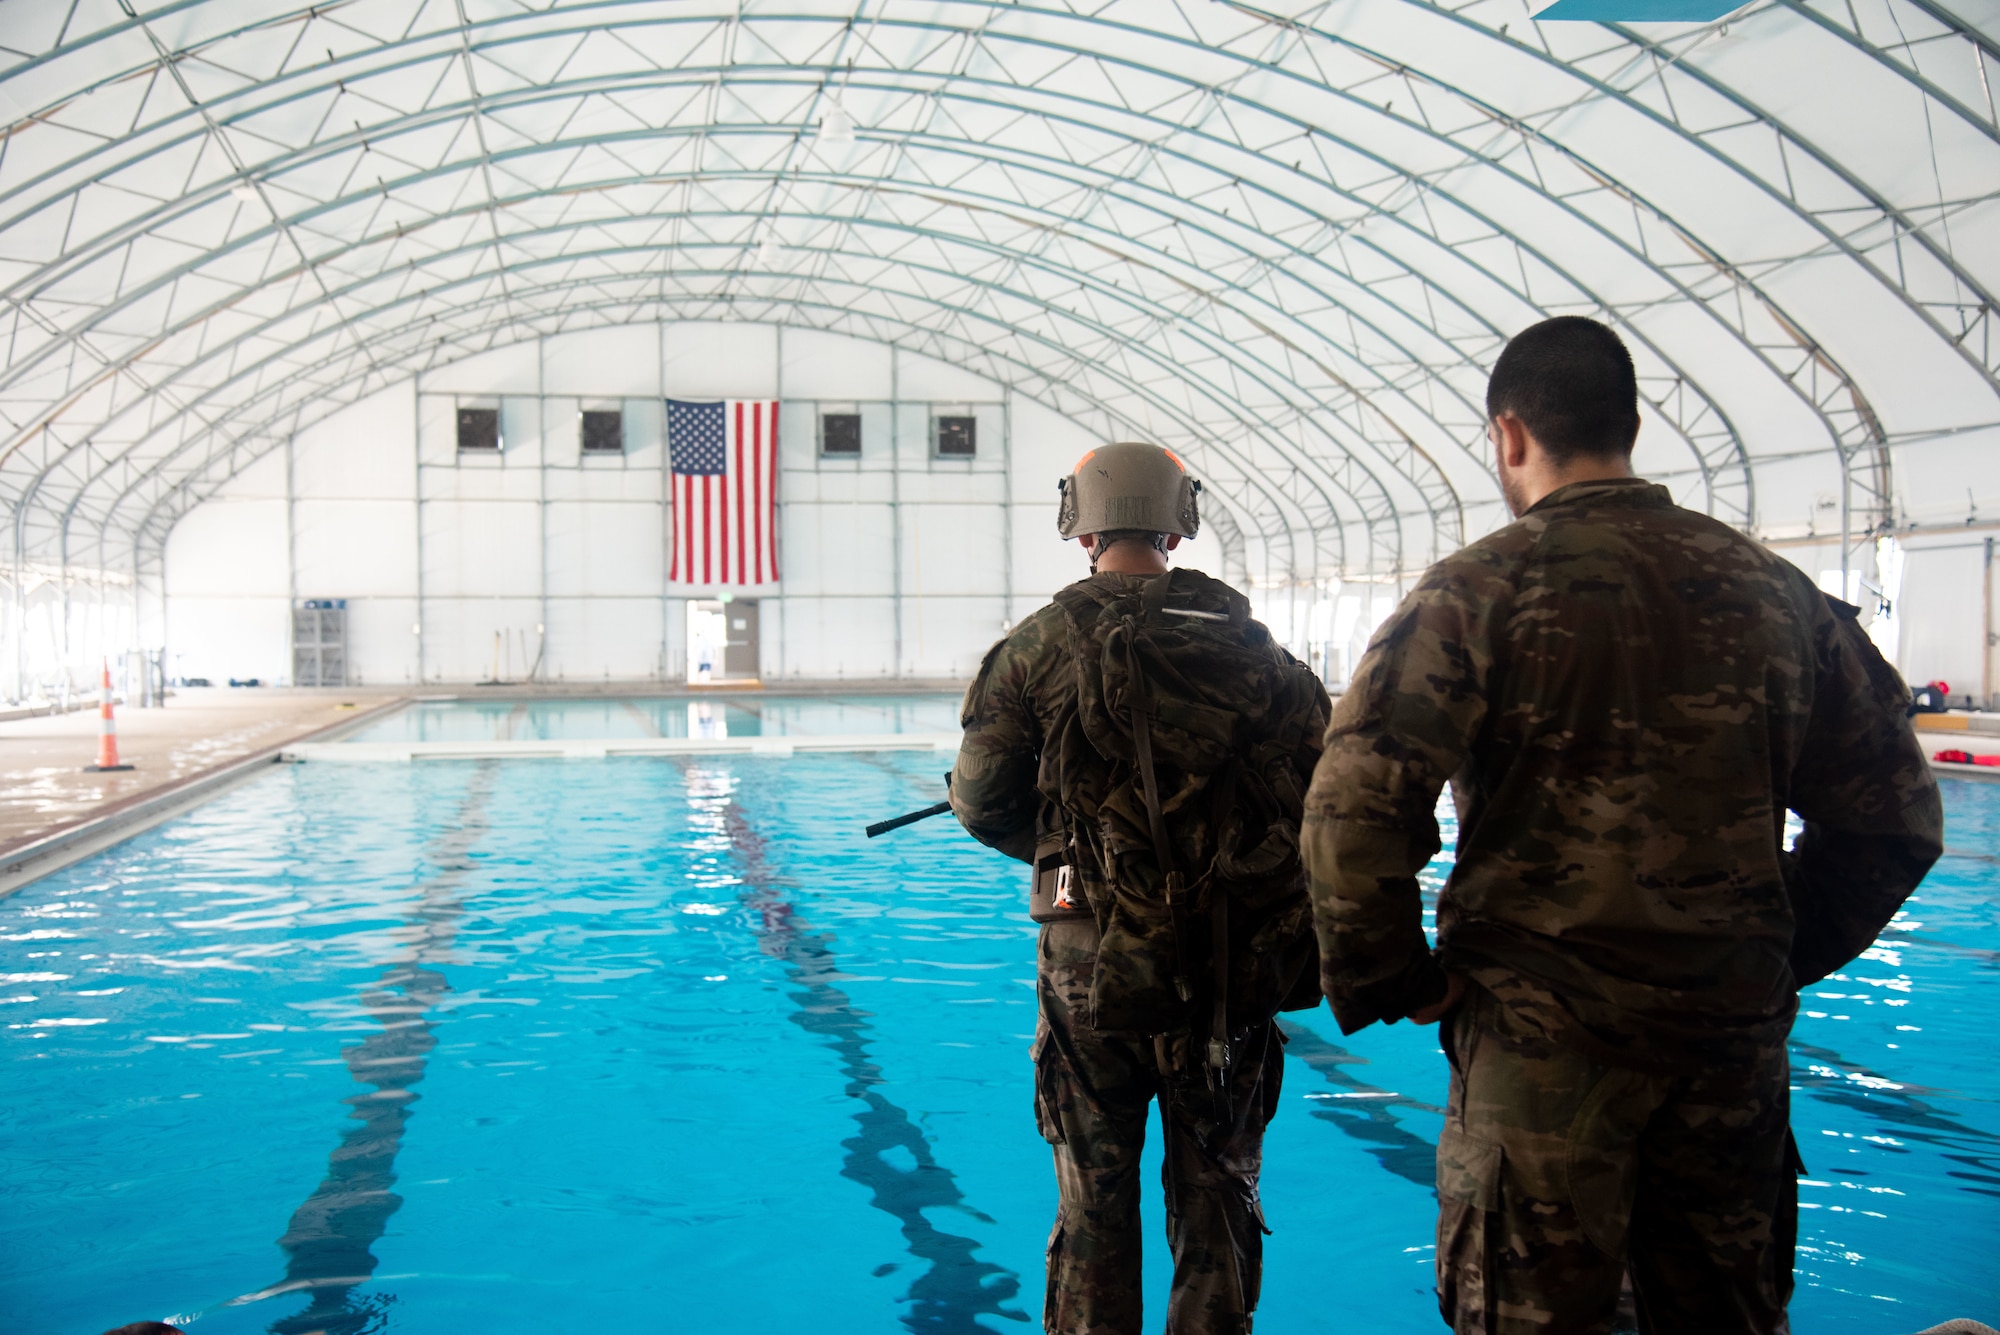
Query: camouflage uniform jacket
xmin=1302 ymin=477 xmax=1944 ymax=1072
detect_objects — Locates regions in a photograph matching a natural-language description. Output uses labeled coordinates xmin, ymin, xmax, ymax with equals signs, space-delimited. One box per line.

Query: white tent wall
xmin=1895 ymin=538 xmax=1997 ymax=707
xmin=1763 ymin=534 xmax=1998 ymax=709
xmin=159 ymin=322 xmax=1162 ymax=686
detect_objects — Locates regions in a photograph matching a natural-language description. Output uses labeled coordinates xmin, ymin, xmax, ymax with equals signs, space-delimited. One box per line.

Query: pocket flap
xmin=1436 ymin=1124 xmax=1502 ymax=1211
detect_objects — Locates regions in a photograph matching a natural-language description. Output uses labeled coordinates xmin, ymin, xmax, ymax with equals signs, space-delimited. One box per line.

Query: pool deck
xmin=0 ymin=686 xmax=409 ymax=855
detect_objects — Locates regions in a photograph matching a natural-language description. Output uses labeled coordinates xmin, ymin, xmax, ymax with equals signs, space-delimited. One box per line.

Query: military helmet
xmin=1055 ymin=441 xmax=1201 ymax=540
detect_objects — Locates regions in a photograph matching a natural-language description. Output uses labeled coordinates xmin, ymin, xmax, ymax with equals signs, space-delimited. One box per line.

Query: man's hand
xmin=1408 ymin=972 xmax=1466 ymax=1026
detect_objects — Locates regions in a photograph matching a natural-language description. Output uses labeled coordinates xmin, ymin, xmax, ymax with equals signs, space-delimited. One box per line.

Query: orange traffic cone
xmin=83 ymin=659 xmax=133 ymax=773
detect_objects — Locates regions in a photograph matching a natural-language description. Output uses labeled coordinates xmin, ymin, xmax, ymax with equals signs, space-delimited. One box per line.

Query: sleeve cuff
xmin=1326 ymin=951 xmax=1449 ymax=1034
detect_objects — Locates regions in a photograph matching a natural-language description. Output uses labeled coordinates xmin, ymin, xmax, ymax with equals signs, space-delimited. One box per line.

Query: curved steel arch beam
xmin=1774 ymin=0 xmax=1999 ymax=148
xmin=27 ymin=0 xmax=1952 ymax=555
xmin=1238 ymin=1 xmax=1940 ymax=542
xmin=0 ymin=58 xmax=1740 ymax=534
xmin=1235 ymin=0 xmax=1996 ymax=406
xmin=7 ymin=0 xmax=1975 ymax=424
xmin=0 ymin=4 xmax=1740 ymax=503
xmin=1211 ymin=2 xmax=1918 ymax=537
xmin=0 ymin=42 xmax=1725 ymax=513
xmin=0 ymin=67 xmax=1491 ymax=516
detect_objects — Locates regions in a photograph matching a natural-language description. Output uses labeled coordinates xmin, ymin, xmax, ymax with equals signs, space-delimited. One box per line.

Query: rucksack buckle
xmin=1206 ymin=1038 xmax=1230 ymax=1070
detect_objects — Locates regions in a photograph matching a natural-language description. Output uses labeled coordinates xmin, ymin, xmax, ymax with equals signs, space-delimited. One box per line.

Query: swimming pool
xmin=1 ymin=736 xmax=1994 ymax=1332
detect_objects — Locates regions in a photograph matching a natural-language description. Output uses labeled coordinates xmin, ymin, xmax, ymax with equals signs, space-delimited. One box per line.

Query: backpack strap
xmin=1125 ymin=628 xmax=1193 ymax=1007
xmin=1204 ymin=761 xmax=1240 ymax=1113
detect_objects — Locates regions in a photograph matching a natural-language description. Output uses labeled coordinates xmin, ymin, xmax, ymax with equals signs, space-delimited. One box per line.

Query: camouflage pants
xmin=1436 ymin=983 xmax=1799 ymax=1335
xmin=1034 ymin=919 xmax=1285 ymax=1335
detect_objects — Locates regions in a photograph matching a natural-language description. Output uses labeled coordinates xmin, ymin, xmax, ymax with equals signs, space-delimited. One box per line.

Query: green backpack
xmin=1037 ymin=569 xmax=1328 ymax=1065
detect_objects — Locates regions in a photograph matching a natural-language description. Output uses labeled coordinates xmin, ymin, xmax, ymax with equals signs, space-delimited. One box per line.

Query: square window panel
xmin=934 ymin=415 xmax=976 ymax=457
xmin=820 ymin=412 xmax=862 ymax=455
xmin=581 ymin=410 xmax=624 ymax=453
xmin=457 ymin=407 xmax=499 ymax=451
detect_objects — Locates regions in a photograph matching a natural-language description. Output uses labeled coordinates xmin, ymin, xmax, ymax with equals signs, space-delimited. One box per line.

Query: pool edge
xmin=0 ymin=695 xmax=413 ymax=900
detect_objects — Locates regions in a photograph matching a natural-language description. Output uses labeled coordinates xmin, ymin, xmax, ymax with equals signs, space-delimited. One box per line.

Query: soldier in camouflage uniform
xmin=1303 ymin=317 xmax=1943 ymax=1334
xmin=951 ymin=443 xmax=1328 ymax=1335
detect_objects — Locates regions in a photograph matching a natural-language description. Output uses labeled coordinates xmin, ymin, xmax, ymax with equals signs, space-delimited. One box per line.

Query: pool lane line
xmin=1276 ymin=1019 xmax=1442 ymax=1188
xmin=241 ymin=762 xmax=500 ymax=1335
xmin=618 ymin=700 xmax=665 ymax=737
xmin=685 ymin=762 xmax=1028 ymax=1333
xmin=1940 ymin=847 xmax=1998 ymax=862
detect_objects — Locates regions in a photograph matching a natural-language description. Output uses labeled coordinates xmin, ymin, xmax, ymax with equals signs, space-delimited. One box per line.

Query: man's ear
xmin=1491 ymin=413 xmax=1532 ymax=470
xmin=1165 ymin=535 xmax=1182 ymax=551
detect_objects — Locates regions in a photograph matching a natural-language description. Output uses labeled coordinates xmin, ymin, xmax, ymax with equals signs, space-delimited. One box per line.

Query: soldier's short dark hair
xmin=1487 ymin=316 xmax=1641 ymax=461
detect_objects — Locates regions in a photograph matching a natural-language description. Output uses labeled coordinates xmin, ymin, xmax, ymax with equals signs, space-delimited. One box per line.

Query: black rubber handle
xmin=865 ymin=800 xmax=952 ymax=839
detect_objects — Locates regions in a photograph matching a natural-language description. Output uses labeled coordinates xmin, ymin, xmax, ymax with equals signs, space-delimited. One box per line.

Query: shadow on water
xmin=245 ymin=763 xmax=500 ymax=1335
xmin=1277 ymin=1019 xmax=1441 ymax=1188
xmin=1790 ymin=1037 xmax=2000 ymax=1199
xmin=1275 ymin=1023 xmax=2000 ymax=1201
xmin=695 ymin=767 xmax=1027 ymax=1333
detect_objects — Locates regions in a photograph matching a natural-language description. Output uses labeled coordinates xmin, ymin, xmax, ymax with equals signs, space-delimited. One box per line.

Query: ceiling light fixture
xmin=816 ymin=100 xmax=856 ymax=150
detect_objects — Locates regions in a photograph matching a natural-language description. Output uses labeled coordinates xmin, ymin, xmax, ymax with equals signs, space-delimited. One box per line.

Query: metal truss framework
xmin=0 ymin=0 xmax=1994 ymax=653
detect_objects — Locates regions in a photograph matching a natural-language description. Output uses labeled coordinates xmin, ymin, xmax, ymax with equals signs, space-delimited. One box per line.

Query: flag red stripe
xmin=701 ymin=474 xmax=712 ymax=585
xmin=768 ymin=403 xmax=780 ymax=580
xmin=735 ymin=403 xmax=747 ymax=584
xmin=756 ymin=403 xmax=764 ymax=587
xmin=717 ymin=415 xmax=731 ymax=586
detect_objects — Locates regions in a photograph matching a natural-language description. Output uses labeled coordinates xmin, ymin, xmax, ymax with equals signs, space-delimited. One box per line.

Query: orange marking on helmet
xmin=1161 ymin=448 xmax=1185 ymax=471
xmin=1073 ymin=449 xmax=1096 ymax=471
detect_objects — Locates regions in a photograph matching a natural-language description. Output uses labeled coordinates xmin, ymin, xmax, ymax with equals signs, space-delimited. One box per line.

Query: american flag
xmin=668 ymin=399 xmax=780 ymax=587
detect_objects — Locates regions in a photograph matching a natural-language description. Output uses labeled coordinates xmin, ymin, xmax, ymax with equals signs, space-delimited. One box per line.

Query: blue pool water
xmin=1 ymin=738 xmax=1995 ymax=1332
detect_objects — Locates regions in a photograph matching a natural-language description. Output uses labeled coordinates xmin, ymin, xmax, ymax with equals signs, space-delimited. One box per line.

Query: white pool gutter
xmin=281 ymin=732 xmax=964 ymax=763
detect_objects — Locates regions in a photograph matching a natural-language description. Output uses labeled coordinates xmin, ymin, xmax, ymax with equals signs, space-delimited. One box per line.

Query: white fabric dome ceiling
xmin=0 ymin=0 xmax=1994 ymax=594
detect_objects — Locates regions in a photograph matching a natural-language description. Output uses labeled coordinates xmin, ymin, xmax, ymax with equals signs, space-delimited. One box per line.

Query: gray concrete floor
xmin=0 ymin=686 xmax=406 ymax=850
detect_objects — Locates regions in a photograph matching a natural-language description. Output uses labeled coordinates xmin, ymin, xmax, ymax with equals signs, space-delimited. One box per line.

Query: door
xmin=722 ymin=600 xmax=759 ymax=679
xmin=292 ymin=600 xmax=347 ymax=687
